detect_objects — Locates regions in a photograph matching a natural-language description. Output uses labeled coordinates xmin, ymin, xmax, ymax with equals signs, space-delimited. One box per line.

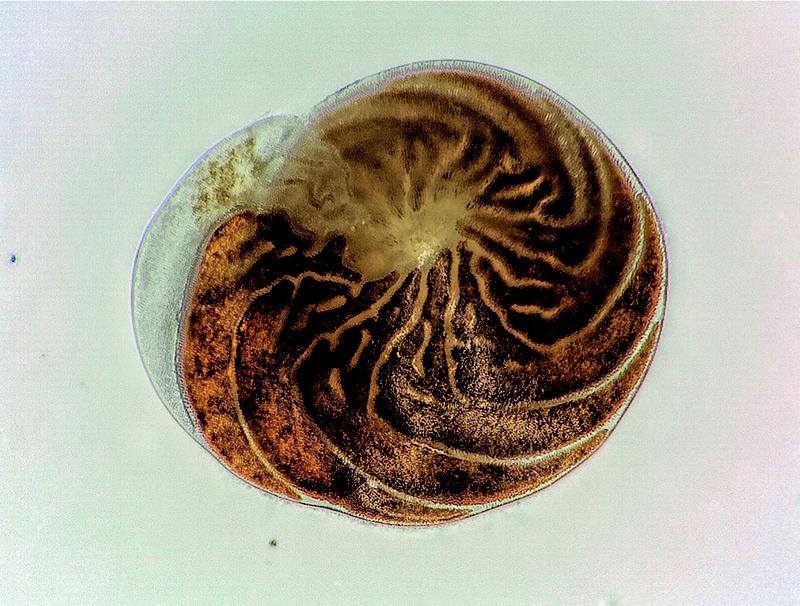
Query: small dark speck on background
xmin=9 ymin=253 xmax=16 ymax=264
xmin=269 ymin=539 xmax=278 ymax=547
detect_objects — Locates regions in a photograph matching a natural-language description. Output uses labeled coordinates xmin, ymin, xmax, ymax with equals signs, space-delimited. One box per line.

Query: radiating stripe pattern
xmin=178 ymin=66 xmax=666 ymax=524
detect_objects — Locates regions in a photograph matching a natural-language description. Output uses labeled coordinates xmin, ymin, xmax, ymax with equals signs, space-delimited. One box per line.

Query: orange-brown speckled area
xmin=178 ymin=67 xmax=666 ymax=524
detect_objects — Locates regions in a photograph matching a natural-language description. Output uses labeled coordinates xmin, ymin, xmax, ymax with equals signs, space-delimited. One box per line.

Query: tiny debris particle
xmin=269 ymin=539 xmax=278 ymax=547
xmin=9 ymin=253 xmax=16 ymax=264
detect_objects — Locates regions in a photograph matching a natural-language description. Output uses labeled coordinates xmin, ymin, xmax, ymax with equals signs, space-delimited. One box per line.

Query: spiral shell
xmin=132 ymin=61 xmax=666 ymax=525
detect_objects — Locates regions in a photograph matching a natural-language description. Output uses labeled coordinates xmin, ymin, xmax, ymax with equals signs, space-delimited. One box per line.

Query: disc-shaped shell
xmin=132 ymin=61 xmax=667 ymax=525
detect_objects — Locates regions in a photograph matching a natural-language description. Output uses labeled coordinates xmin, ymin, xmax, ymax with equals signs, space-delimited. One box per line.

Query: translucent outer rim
xmin=130 ymin=114 xmax=303 ymax=445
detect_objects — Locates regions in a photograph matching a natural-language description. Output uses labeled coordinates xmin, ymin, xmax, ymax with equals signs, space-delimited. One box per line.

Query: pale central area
xmin=265 ymin=136 xmax=473 ymax=281
xmin=343 ymin=183 xmax=471 ymax=280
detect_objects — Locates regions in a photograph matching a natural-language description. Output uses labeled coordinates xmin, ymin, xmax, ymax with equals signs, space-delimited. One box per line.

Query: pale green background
xmin=1 ymin=3 xmax=798 ymax=605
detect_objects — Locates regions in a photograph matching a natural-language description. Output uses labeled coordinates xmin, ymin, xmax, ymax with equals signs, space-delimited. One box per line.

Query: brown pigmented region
xmin=177 ymin=66 xmax=666 ymax=524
